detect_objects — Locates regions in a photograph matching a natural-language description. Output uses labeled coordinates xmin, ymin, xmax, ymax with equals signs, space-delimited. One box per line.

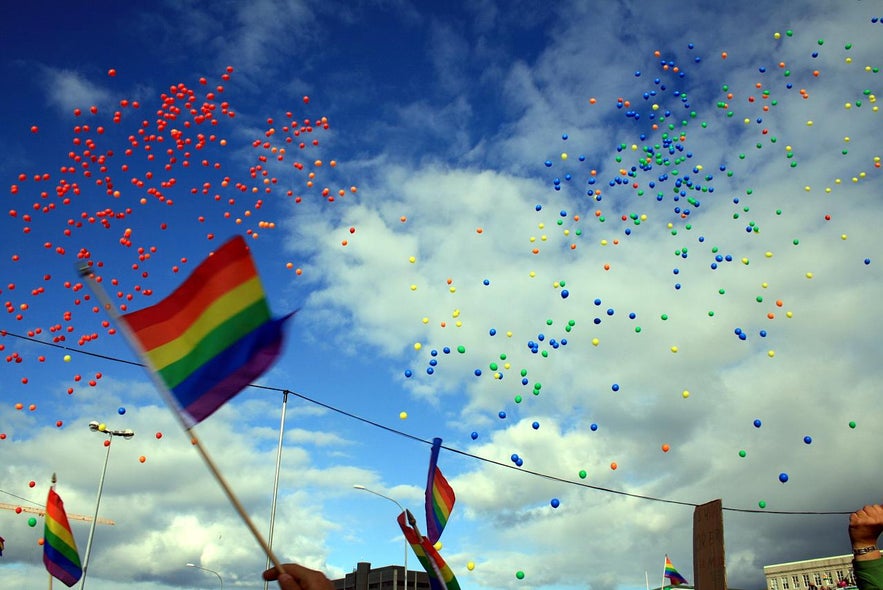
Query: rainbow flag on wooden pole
xmin=43 ymin=474 xmax=82 ymax=588
xmin=80 ymin=235 xmax=292 ymax=579
xmin=424 ymin=437 xmax=455 ymax=544
xmin=663 ymin=554 xmax=689 ymax=588
xmin=398 ymin=510 xmax=460 ymax=590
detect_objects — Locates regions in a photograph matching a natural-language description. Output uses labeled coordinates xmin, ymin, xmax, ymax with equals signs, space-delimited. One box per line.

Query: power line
xmin=1 ymin=329 xmax=853 ymax=515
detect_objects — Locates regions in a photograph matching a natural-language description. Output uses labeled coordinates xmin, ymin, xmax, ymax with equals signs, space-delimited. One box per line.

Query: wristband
xmin=854 ymin=546 xmax=879 ymax=556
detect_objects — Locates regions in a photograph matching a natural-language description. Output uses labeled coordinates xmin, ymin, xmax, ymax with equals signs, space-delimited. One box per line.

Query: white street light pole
xmin=186 ymin=563 xmax=224 ymax=588
xmin=80 ymin=421 xmax=134 ymax=590
xmin=353 ymin=485 xmax=409 ymax=590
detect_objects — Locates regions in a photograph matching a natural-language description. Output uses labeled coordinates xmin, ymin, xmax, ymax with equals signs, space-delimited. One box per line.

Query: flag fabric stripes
xmin=43 ymin=487 xmax=82 ymax=587
xmin=0 ymin=534 xmax=5 ymax=556
xmin=397 ymin=511 xmax=460 ymax=590
xmin=120 ymin=235 xmax=290 ymax=428
xmin=424 ymin=437 xmax=455 ymax=544
xmin=664 ymin=555 xmax=689 ymax=587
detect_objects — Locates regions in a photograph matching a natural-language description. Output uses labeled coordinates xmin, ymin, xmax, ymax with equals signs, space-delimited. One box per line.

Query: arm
xmin=850 ymin=505 xmax=883 ymax=562
xmin=850 ymin=506 xmax=883 ymax=590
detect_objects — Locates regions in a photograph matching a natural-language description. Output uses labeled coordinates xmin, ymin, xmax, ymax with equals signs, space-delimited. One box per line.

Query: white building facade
xmin=764 ymin=554 xmax=856 ymax=590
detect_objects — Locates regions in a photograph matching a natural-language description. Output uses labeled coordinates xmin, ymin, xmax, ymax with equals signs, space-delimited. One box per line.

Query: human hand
xmin=263 ymin=563 xmax=334 ymax=590
xmin=849 ymin=505 xmax=883 ymax=560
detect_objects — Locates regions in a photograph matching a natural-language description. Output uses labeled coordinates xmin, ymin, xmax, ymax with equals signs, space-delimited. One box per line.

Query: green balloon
xmin=516 ymin=571 xmax=525 ymax=580
xmin=28 ymin=517 xmax=37 ymax=527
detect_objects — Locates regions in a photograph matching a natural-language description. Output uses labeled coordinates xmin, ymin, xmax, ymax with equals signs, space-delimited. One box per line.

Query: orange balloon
xmin=610 ymin=462 xmax=618 ymax=470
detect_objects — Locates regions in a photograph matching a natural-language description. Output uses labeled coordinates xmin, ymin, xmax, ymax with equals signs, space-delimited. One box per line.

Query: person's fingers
xmin=276 ymin=573 xmax=301 ymax=590
xmin=262 ymin=563 xmax=333 ymax=590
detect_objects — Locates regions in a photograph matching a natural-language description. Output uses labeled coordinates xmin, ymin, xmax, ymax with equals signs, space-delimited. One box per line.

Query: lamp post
xmin=80 ymin=421 xmax=134 ymax=590
xmin=353 ymin=485 xmax=408 ymax=590
xmin=186 ymin=563 xmax=224 ymax=588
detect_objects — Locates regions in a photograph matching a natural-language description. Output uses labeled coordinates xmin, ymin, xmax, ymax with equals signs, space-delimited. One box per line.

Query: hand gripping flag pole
xmin=77 ymin=236 xmax=290 ymax=578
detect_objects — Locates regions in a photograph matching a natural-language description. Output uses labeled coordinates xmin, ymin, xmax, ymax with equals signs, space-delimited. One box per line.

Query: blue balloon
xmin=590 ymin=423 xmax=598 ymax=431
xmin=550 ymin=498 xmax=560 ymax=508
xmin=118 ymin=407 xmax=126 ymax=415
xmin=561 ymin=289 xmax=569 ymax=299
xmin=499 ymin=411 xmax=507 ymax=419
xmin=404 ymin=369 xmax=412 ymax=377
xmin=753 ymin=419 xmax=762 ymax=428
xmin=779 ymin=472 xmax=789 ymax=483
xmin=471 ymin=431 xmax=478 ymax=440
xmin=532 ymin=421 xmax=540 ymax=430
xmin=803 ymin=436 xmax=813 ymax=444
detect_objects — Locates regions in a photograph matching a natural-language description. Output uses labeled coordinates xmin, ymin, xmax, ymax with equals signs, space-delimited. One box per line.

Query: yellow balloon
xmin=399 ymin=412 xmax=408 ymax=420
xmin=63 ymin=354 xmax=71 ymax=362
xmin=467 ymin=562 xmax=475 ymax=571
xmin=434 ymin=541 xmax=442 ymax=551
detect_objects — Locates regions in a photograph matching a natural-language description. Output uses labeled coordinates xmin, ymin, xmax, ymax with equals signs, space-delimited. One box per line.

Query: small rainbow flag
xmin=664 ymin=555 xmax=689 ymax=587
xmin=424 ymin=437 xmax=455 ymax=544
xmin=43 ymin=487 xmax=82 ymax=587
xmin=120 ymin=235 xmax=290 ymax=428
xmin=398 ymin=511 xmax=460 ymax=590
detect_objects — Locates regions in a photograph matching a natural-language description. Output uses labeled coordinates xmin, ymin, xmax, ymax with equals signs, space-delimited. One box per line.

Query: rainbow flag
xmin=120 ymin=235 xmax=290 ymax=428
xmin=0 ymin=534 xmax=5 ymax=556
xmin=43 ymin=487 xmax=82 ymax=587
xmin=397 ymin=511 xmax=460 ymax=590
xmin=664 ymin=555 xmax=689 ymax=587
xmin=424 ymin=437 xmax=455 ymax=544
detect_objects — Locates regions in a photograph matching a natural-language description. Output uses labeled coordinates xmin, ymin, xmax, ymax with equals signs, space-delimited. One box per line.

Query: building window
xmin=803 ymin=575 xmax=811 ymax=588
xmin=783 ymin=577 xmax=790 ymax=589
xmin=814 ymin=573 xmax=823 ymax=586
xmin=793 ymin=575 xmax=801 ymax=588
xmin=771 ymin=577 xmax=779 ymax=590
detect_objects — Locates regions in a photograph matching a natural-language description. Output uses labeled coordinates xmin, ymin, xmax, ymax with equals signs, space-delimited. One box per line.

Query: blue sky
xmin=1 ymin=1 xmax=881 ymax=589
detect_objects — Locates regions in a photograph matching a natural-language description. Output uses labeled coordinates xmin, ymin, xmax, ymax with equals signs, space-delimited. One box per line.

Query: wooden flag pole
xmin=77 ymin=263 xmax=287 ymax=578
xmin=187 ymin=430 xmax=285 ymax=573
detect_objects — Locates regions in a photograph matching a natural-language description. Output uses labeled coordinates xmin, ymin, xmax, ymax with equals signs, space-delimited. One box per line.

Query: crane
xmin=0 ymin=502 xmax=114 ymax=525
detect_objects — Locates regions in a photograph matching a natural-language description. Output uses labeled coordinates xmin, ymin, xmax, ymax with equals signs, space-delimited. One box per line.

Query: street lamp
xmin=353 ymin=485 xmax=409 ymax=590
xmin=186 ymin=563 xmax=224 ymax=588
xmin=80 ymin=421 xmax=134 ymax=590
